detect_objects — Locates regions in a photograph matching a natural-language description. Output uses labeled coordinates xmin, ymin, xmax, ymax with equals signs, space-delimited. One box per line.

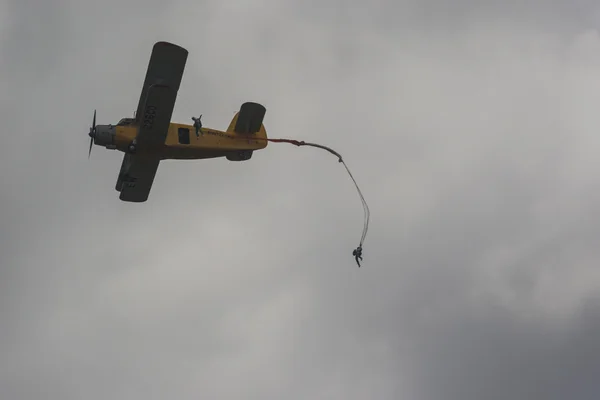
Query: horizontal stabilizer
xmin=228 ymin=102 xmax=266 ymax=134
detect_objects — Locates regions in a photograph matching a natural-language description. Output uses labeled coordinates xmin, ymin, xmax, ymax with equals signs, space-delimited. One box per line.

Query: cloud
xmin=2 ymin=0 xmax=600 ymax=399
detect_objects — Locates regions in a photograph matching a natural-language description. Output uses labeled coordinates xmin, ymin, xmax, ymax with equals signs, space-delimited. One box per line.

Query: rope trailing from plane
xmin=262 ymin=138 xmax=370 ymax=267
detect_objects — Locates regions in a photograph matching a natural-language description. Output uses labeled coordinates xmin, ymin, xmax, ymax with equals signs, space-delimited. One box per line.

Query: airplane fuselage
xmin=93 ymin=117 xmax=268 ymax=161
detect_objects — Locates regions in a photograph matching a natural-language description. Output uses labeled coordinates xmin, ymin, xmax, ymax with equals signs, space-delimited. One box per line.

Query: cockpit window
xmin=117 ymin=118 xmax=134 ymax=126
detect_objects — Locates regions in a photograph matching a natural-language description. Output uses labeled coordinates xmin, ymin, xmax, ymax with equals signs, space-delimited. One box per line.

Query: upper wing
xmin=134 ymin=41 xmax=188 ymax=122
xmin=136 ymin=83 xmax=178 ymax=149
xmin=117 ymin=154 xmax=161 ymax=203
xmin=134 ymin=42 xmax=188 ymax=150
xmin=117 ymin=42 xmax=187 ymax=203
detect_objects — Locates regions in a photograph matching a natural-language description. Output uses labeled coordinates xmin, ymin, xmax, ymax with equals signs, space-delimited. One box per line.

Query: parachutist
xmin=353 ymin=246 xmax=363 ymax=267
xmin=192 ymin=115 xmax=203 ymax=137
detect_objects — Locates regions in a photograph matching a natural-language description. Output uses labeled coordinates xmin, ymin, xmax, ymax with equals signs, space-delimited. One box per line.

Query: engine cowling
xmin=93 ymin=125 xmax=117 ymax=149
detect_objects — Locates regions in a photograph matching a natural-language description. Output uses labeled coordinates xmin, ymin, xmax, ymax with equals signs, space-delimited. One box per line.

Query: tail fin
xmin=227 ymin=102 xmax=267 ymax=135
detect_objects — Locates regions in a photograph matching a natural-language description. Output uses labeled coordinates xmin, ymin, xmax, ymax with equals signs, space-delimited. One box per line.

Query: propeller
xmin=88 ymin=109 xmax=96 ymax=158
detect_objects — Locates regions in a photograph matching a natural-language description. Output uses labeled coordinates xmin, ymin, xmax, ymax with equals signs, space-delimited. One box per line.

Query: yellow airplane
xmin=88 ymin=41 xmax=269 ymax=202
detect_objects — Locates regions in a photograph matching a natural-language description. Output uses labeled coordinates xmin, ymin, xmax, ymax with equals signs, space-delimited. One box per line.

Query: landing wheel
xmin=127 ymin=143 xmax=136 ymax=154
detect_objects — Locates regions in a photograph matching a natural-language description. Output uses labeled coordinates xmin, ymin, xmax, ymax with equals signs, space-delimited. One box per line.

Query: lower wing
xmin=116 ymin=153 xmax=161 ymax=203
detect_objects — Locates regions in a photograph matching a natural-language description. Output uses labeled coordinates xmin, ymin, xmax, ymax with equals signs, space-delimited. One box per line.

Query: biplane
xmin=87 ymin=41 xmax=268 ymax=202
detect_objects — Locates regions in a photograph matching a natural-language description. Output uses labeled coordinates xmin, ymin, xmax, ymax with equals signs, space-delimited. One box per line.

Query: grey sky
xmin=2 ymin=0 xmax=600 ymax=399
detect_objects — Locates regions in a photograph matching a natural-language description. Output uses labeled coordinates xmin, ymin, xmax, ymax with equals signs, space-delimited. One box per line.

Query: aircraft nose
xmin=91 ymin=125 xmax=116 ymax=148
xmin=90 ymin=124 xmax=106 ymax=140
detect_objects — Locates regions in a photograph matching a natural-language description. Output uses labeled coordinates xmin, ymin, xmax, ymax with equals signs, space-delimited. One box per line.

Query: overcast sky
xmin=2 ymin=0 xmax=600 ymax=399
